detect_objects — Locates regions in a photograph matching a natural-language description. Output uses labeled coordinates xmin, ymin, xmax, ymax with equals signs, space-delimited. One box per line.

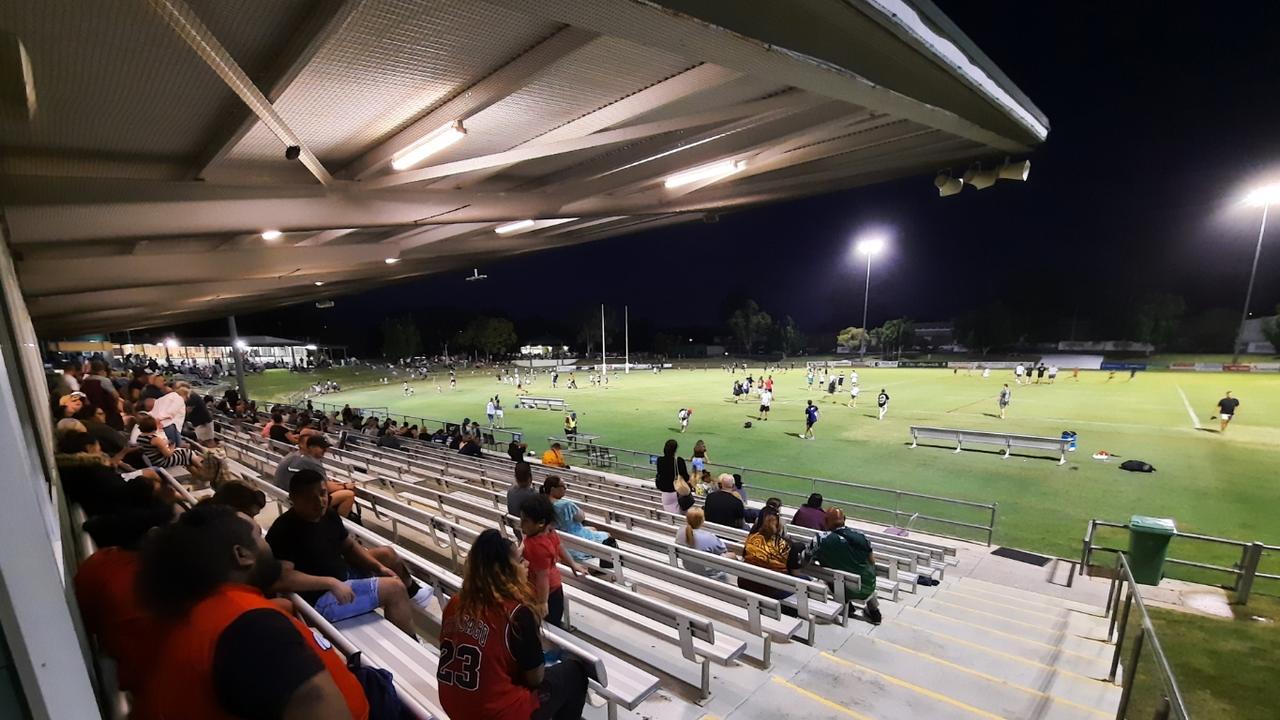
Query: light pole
xmin=1234 ymin=184 xmax=1280 ymax=363
xmin=855 ymin=236 xmax=886 ymax=358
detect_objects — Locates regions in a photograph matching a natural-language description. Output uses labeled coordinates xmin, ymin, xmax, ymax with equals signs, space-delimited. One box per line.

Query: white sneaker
xmin=411 ymin=585 xmax=434 ymax=609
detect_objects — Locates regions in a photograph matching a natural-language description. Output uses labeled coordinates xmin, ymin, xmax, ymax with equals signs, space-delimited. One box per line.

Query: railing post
xmin=1108 ymin=588 xmax=1133 ymax=683
xmin=988 ymin=502 xmax=998 ymax=547
xmin=1236 ymin=541 xmax=1264 ymax=605
xmin=1082 ymin=519 xmax=1096 ymax=573
xmin=1114 ymin=627 xmax=1145 ymax=719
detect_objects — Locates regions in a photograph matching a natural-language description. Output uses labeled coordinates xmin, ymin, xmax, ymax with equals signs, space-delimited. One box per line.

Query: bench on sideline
xmin=910 ymin=425 xmax=1070 ymax=465
xmin=517 ymin=396 xmax=569 ymax=411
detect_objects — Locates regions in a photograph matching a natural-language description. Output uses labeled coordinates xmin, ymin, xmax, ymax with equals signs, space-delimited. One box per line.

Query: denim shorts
xmin=313 ymin=577 xmax=381 ymax=622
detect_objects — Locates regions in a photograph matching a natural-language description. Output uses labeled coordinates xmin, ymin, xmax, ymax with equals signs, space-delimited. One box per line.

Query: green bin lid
xmin=1130 ymin=515 xmax=1177 ymax=535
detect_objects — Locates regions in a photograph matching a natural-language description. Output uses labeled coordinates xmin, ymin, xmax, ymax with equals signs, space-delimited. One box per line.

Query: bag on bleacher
xmin=346 ymin=651 xmax=409 ymax=719
xmin=787 ymin=539 xmax=814 ymax=571
xmin=188 ymin=453 xmax=225 ymax=489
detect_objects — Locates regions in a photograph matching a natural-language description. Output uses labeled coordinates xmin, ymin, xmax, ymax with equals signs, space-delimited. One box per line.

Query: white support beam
xmin=384 ymin=223 xmax=492 ymax=251
xmin=343 ymin=26 xmax=598 ymax=180
xmin=192 ymin=0 xmax=364 ymax=179
xmin=146 ymin=0 xmax=335 ymax=185
xmin=293 ymin=228 xmax=358 ymax=247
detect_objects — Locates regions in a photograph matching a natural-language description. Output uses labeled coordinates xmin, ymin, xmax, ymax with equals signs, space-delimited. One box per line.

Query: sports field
xmin=248 ymin=365 xmax=1280 ymax=583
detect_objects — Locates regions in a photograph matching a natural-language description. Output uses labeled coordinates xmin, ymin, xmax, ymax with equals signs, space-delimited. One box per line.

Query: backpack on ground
xmin=1119 ymin=459 xmax=1155 ymax=473
xmin=346 ymin=651 xmax=407 ymax=719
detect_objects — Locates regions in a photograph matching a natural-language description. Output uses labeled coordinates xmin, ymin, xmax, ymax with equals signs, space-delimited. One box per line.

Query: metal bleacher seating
xmin=516 ymin=395 xmax=569 ymax=411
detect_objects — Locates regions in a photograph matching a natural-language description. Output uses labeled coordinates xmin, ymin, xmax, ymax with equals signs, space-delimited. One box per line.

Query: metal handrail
xmin=1082 ymin=519 xmax=1275 ymax=604
xmin=1105 ymin=552 xmax=1190 ymax=720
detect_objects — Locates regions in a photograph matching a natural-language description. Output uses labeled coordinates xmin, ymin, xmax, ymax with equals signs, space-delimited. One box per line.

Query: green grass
xmin=1125 ymin=595 xmax=1280 ymax=719
xmin=247 ymin=366 xmax=1280 ymax=569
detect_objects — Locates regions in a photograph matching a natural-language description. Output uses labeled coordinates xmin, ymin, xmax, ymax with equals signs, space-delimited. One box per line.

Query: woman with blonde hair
xmin=689 ymin=439 xmax=713 ymax=494
xmin=674 ymin=507 xmax=728 ymax=579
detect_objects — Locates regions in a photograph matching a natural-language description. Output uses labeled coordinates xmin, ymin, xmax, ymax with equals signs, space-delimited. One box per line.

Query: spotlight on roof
xmin=934 ymin=172 xmax=964 ymax=197
xmin=963 ymin=165 xmax=1000 ymax=190
xmin=998 ymin=159 xmax=1031 ymax=181
xmin=664 ymin=159 xmax=746 ymax=189
xmin=384 ymin=257 xmax=400 ymax=264
xmin=164 ymin=338 xmax=179 ymax=348
xmin=495 ymin=219 xmax=536 ymax=235
xmin=1244 ymin=183 xmax=1280 ymax=207
xmin=391 ymin=120 xmax=466 ymax=171
xmin=304 ymin=344 xmax=318 ymax=351
xmin=313 ymin=281 xmax=325 ymax=286
xmin=261 ymin=229 xmax=283 ymax=241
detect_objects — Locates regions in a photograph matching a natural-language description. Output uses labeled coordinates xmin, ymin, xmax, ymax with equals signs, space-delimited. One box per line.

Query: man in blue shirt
xmin=803 ymin=400 xmax=819 ymax=440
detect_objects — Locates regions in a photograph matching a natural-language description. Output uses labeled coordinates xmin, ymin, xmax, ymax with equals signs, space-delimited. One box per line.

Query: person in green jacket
xmin=814 ymin=507 xmax=882 ymax=625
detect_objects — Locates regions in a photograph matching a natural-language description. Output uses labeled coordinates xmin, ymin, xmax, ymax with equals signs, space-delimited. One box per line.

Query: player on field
xmin=802 ymin=400 xmax=819 ymax=439
xmin=876 ymin=389 xmax=890 ymax=420
xmin=677 ymin=407 xmax=692 ymax=433
xmin=1014 ymin=363 xmax=1025 ymax=385
xmin=758 ymin=387 xmax=772 ymax=421
xmin=1216 ymin=391 xmax=1240 ymax=433
xmin=998 ymin=384 xmax=1011 ymax=419
xmin=847 ymin=383 xmax=860 ymax=407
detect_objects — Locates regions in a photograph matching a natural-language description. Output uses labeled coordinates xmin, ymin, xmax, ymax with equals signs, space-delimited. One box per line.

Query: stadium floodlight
xmin=1232 ymin=182 xmax=1280 ymax=362
xmin=304 ymin=344 xmax=318 ymax=351
xmin=234 ymin=340 xmax=248 ymax=350
xmin=495 ymin=219 xmax=536 ymax=235
xmin=664 ymin=159 xmax=745 ymax=189
xmin=390 ymin=120 xmax=466 ymax=171
xmin=856 ymin=235 xmax=886 ymax=257
xmin=164 ymin=337 xmax=179 ymax=348
xmin=261 ymin=229 xmax=282 ymax=241
xmin=998 ymin=159 xmax=1031 ymax=181
xmin=384 ymin=257 xmax=400 ymax=264
xmin=934 ymin=172 xmax=963 ymax=197
xmin=962 ymin=165 xmax=1000 ymax=190
xmin=853 ymin=233 xmax=888 ymax=359
xmin=313 ymin=281 xmax=324 ymax=286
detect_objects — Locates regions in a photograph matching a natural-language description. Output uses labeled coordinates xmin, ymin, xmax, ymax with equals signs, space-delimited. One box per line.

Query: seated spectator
xmin=136 ymin=503 xmax=370 ymax=718
xmin=56 ymin=390 xmax=87 ymax=421
xmin=541 ymin=442 xmax=567 ymax=469
xmin=134 ymin=413 xmax=201 ymax=470
xmin=439 ymin=529 xmax=589 ymax=720
xmin=507 ymin=439 xmax=528 ymax=462
xmin=150 ymin=381 xmax=191 ymax=447
xmin=73 ymin=403 xmax=129 ymax=455
xmin=458 ymin=434 xmax=483 ymax=457
xmin=267 ymin=412 xmax=298 ymax=446
xmin=74 ymin=504 xmax=175 ymax=693
xmin=267 ymin=470 xmax=432 ymax=637
xmin=814 ymin=507 xmax=882 ymax=625
xmin=792 ymin=493 xmax=827 ymax=530
xmin=272 ymin=434 xmax=357 ymax=518
xmin=187 ymin=390 xmax=215 ymax=445
xmin=376 ymin=430 xmax=402 ymax=450
xmin=208 ymin=481 xmax=267 ymax=518
xmin=81 ymin=359 xmax=124 ymax=430
xmin=737 ymin=507 xmax=804 ymax=600
xmin=704 ymin=474 xmax=746 ymax=529
xmin=543 ymin=476 xmax=618 ymax=568
xmin=519 ymin=494 xmax=585 ymax=628
xmin=506 ymin=461 xmax=538 ymax=516
xmin=139 ymin=372 xmax=167 ymax=403
xmin=675 ymin=508 xmax=728 ymax=579
xmin=447 ymin=430 xmax=464 ymax=450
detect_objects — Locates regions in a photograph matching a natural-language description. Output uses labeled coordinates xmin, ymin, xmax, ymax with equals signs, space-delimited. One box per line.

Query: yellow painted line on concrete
xmin=907 ymin=608 xmax=1104 ymax=661
xmin=770 ymin=676 xmax=876 ymax=720
xmin=947 ymin=582 xmax=1104 ymax=617
xmin=818 ymin=652 xmax=1005 ymax=720
xmin=855 ymin=638 xmax=1114 ymax=717
xmin=892 ymin=619 xmax=1103 ymax=682
xmin=927 ymin=598 xmax=1079 ymax=633
xmin=941 ymin=589 xmax=1076 ymax=620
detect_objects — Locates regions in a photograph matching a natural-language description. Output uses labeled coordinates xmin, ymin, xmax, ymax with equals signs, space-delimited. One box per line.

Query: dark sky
xmin=172 ymin=2 xmax=1280 ymax=353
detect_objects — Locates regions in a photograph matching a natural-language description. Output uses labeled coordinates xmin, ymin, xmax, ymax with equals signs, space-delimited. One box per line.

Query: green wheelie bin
xmin=1128 ymin=516 xmax=1177 ymax=585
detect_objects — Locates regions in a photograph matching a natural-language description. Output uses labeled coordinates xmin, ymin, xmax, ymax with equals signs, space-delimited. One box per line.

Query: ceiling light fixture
xmin=384 ymin=257 xmax=400 ymax=264
xmin=314 ymin=281 xmax=324 ymax=286
xmin=495 ymin=219 xmax=536 ymax=235
xmin=664 ymin=159 xmax=746 ymax=189
xmin=998 ymin=159 xmax=1031 ymax=181
xmin=390 ymin=120 xmax=466 ymax=171
xmin=962 ymin=165 xmax=1000 ymax=190
xmin=934 ymin=172 xmax=964 ymax=197
xmin=261 ymin=229 xmax=283 ymax=241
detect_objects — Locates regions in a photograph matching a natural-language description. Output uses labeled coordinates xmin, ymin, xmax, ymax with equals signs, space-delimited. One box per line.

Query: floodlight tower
xmin=855 ymin=235 xmax=887 ymax=359
xmin=1234 ymin=183 xmax=1280 ymax=363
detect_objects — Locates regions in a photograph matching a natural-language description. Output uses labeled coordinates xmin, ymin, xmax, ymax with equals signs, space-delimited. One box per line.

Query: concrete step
xmin=894 ymin=606 xmax=1114 ymax=676
xmin=915 ymin=597 xmax=1111 ymax=645
xmin=867 ymin=622 xmax=1121 ymax=711
xmin=743 ymin=665 xmax=1000 ymax=720
xmin=821 ymin=642 xmax=1116 ymax=720
xmin=948 ymin=577 xmax=1106 ymax=615
xmin=938 ymin=582 xmax=1104 ymax=620
xmin=930 ymin=590 xmax=1111 ymax=638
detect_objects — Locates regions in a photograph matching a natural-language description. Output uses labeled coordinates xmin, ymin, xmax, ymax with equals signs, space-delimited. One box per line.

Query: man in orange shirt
xmin=136 ymin=503 xmax=369 ymax=719
xmin=541 ymin=442 xmax=568 ymax=469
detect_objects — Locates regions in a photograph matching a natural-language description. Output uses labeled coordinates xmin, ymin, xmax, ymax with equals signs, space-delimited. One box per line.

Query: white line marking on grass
xmin=1176 ymin=386 xmax=1202 ymax=430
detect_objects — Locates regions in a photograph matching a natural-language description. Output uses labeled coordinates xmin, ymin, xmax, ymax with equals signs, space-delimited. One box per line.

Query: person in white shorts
xmin=1014 ymin=364 xmax=1025 ymax=385
xmin=847 ymin=384 xmax=860 ymax=407
xmin=758 ymin=388 xmax=772 ymax=421
xmin=677 ymin=407 xmax=691 ymax=432
xmin=1216 ymin=392 xmax=1240 ymax=433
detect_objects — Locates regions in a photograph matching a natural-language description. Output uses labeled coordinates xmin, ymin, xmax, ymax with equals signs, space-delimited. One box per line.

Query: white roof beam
xmin=343 ymin=26 xmax=598 ymax=180
xmin=146 ymin=0 xmax=335 ymax=185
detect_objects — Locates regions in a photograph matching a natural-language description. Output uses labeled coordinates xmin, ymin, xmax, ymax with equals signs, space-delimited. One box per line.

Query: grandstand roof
xmin=1 ymin=0 xmax=1046 ymax=335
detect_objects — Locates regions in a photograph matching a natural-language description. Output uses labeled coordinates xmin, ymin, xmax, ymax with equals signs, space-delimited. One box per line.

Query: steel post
xmin=1114 ymin=627 xmax=1145 ymax=719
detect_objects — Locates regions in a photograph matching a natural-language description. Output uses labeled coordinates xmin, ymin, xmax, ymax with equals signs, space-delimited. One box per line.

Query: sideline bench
xmin=909 ymin=425 xmax=1070 ymax=465
xmin=517 ymin=396 xmax=569 ymax=411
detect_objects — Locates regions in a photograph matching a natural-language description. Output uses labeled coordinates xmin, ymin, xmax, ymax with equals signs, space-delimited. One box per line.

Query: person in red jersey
xmin=439 ymin=529 xmax=588 ymax=720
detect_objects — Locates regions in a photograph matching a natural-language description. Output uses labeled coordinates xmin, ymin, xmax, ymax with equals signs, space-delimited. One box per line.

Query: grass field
xmin=246 ymin=365 xmax=1280 ymax=577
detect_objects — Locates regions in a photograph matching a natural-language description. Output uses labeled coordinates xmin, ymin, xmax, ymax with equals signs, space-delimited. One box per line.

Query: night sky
xmin=171 ymin=2 xmax=1280 ymax=354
